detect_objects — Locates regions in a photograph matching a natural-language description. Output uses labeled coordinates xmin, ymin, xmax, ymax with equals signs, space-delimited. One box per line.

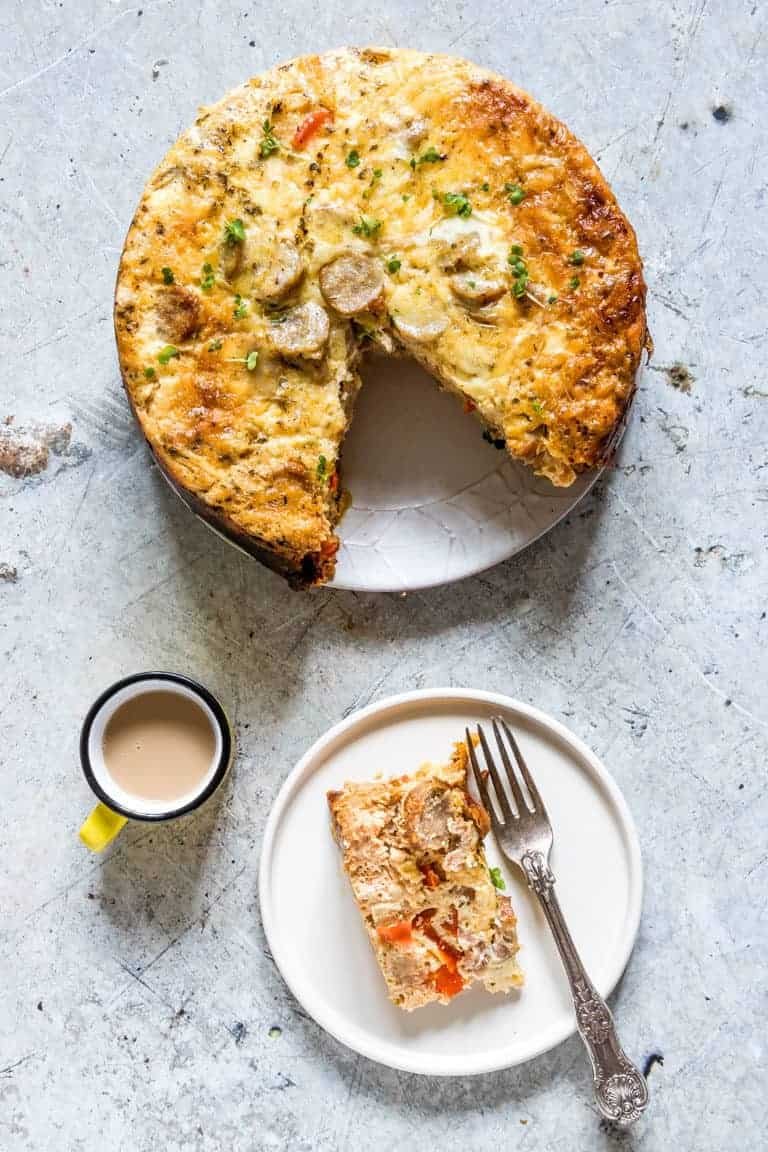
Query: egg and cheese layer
xmin=328 ymin=743 xmax=523 ymax=1011
xmin=115 ymin=47 xmax=647 ymax=586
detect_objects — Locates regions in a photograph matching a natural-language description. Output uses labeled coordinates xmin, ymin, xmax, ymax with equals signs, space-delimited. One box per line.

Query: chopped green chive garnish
xmin=508 ymin=245 xmax=529 ymax=298
xmin=158 ymin=345 xmax=180 ymax=365
xmin=259 ymin=119 xmax=280 ymax=159
xmin=489 ymin=867 xmax=506 ymax=890
xmin=268 ymin=1026 xmax=282 ymax=1039
xmin=208 ymin=339 xmax=223 ymax=352
xmin=438 ymin=190 xmax=472 ymax=218
xmin=345 ymin=149 xmax=360 ymax=168
xmin=531 ymin=399 xmax=544 ymax=415
xmin=568 ymin=250 xmax=585 ymax=265
xmin=548 ymin=294 xmax=558 ymax=304
xmin=316 ymin=454 xmax=328 ymax=481
xmin=401 ymin=193 xmax=411 ymax=201
xmin=233 ymin=294 xmax=248 ymax=319
xmin=386 ymin=256 xmax=401 ymax=274
xmin=143 ymin=366 xmax=156 ymax=379
xmin=569 ymin=276 xmax=581 ymax=291
xmin=224 ymin=218 xmax=246 ymax=244
xmin=362 ymin=167 xmax=383 ymax=200
xmin=225 ymin=349 xmax=259 ymax=370
xmin=481 ymin=181 xmax=489 ymax=191
xmin=200 ymin=263 xmax=215 ymax=292
xmin=505 ymin=182 xmax=525 ymax=205
xmin=161 ymin=266 xmax=174 ymax=285
xmin=410 ymin=145 xmax=446 ymax=169
xmin=352 ymin=215 xmax=382 ymax=238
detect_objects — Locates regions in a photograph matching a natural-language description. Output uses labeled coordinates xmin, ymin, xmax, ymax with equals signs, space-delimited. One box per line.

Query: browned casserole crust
xmin=328 ymin=743 xmax=523 ymax=1010
xmin=115 ymin=47 xmax=647 ymax=587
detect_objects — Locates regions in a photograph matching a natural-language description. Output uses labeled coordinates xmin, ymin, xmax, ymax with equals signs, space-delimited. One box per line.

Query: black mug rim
xmin=79 ymin=671 xmax=232 ymax=822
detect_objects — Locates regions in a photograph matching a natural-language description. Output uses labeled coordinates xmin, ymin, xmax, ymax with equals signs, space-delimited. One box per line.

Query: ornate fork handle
xmin=521 ymin=850 xmax=649 ymax=1126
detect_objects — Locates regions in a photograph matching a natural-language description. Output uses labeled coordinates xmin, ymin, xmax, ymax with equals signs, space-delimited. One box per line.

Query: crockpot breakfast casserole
xmin=328 ymin=743 xmax=523 ymax=1010
xmin=115 ymin=47 xmax=648 ymax=586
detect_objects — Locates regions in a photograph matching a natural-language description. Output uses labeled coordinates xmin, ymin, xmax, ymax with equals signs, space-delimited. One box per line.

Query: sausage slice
xmin=268 ymin=302 xmax=330 ymax=358
xmin=392 ymin=303 xmax=448 ymax=344
xmin=218 ymin=236 xmax=244 ymax=282
xmin=155 ymin=285 xmax=199 ymax=341
xmin=251 ymin=240 xmax=304 ymax=303
xmin=450 ymin=272 xmax=506 ymax=305
xmin=319 ymin=254 xmax=384 ymax=316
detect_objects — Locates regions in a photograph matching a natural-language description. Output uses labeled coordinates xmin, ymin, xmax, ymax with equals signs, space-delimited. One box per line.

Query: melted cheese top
xmin=116 ymin=47 xmax=647 ymax=581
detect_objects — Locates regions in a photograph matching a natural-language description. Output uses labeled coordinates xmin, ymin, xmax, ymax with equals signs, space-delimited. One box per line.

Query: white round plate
xmin=329 ymin=357 xmax=596 ymax=591
xmin=166 ymin=355 xmax=598 ymax=592
xmin=259 ymin=689 xmax=642 ymax=1076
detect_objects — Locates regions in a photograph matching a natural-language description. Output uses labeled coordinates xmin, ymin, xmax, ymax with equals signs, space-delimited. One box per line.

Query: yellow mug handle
xmin=79 ymin=803 xmax=128 ymax=852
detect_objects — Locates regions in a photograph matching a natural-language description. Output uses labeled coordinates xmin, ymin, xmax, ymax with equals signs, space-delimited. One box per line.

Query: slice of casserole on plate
xmin=328 ymin=742 xmax=523 ymax=1010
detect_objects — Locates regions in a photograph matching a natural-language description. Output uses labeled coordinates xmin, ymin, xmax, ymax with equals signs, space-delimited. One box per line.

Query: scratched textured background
xmin=1 ymin=1 xmax=766 ymax=1148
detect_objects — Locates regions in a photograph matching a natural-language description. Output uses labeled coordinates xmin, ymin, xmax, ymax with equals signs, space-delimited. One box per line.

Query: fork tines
xmin=465 ymin=716 xmax=547 ymax=824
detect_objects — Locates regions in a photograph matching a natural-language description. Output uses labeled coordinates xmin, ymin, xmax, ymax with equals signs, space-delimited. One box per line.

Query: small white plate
xmin=259 ymin=689 xmax=642 ymax=1076
xmin=329 ymin=356 xmax=597 ymax=591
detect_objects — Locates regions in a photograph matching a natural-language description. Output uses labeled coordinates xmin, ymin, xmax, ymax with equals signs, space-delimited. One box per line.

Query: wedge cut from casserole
xmin=328 ymin=742 xmax=523 ymax=1010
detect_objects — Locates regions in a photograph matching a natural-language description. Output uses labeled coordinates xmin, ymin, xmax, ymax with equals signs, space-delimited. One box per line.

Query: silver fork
xmin=466 ymin=717 xmax=648 ymax=1127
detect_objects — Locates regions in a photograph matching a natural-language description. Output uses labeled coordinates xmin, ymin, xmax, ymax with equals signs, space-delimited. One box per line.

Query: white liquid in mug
xmin=102 ymin=690 xmax=216 ymax=805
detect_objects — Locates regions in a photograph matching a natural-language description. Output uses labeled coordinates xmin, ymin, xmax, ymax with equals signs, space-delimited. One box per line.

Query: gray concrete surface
xmin=1 ymin=1 xmax=766 ymax=1148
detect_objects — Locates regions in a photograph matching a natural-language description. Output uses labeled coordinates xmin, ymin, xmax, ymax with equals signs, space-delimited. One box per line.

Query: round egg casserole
xmin=115 ymin=47 xmax=648 ymax=588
